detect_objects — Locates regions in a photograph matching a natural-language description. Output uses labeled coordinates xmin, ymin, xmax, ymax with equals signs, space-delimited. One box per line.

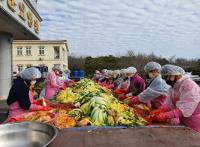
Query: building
xmin=12 ymin=40 xmax=69 ymax=73
xmin=0 ymin=0 xmax=42 ymax=99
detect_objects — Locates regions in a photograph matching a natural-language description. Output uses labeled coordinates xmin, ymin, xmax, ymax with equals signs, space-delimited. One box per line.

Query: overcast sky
xmin=38 ymin=0 xmax=200 ymax=59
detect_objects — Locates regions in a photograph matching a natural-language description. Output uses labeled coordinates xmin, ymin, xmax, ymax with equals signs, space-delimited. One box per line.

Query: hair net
xmin=161 ymin=64 xmax=185 ymax=76
xmin=102 ymin=69 xmax=108 ymax=74
xmin=21 ymin=67 xmax=41 ymax=80
xmin=113 ymin=70 xmax=121 ymax=75
xmin=126 ymin=67 xmax=137 ymax=74
xmin=107 ymin=70 xmax=113 ymax=75
xmin=120 ymin=69 xmax=127 ymax=74
xmin=52 ymin=65 xmax=61 ymax=71
xmin=144 ymin=61 xmax=161 ymax=73
xmin=175 ymin=66 xmax=185 ymax=75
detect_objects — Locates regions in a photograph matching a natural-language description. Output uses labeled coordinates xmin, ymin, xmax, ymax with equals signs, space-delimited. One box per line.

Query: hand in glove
xmin=59 ymin=87 xmax=65 ymax=90
xmin=156 ymin=108 xmax=182 ymax=123
xmin=128 ymin=96 xmax=139 ymax=107
xmin=118 ymin=94 xmax=127 ymax=101
xmin=156 ymin=113 xmax=169 ymax=123
xmin=32 ymin=100 xmax=41 ymax=105
xmin=150 ymin=105 xmax=170 ymax=116
xmin=170 ymin=118 xmax=180 ymax=125
xmin=40 ymin=106 xmax=52 ymax=111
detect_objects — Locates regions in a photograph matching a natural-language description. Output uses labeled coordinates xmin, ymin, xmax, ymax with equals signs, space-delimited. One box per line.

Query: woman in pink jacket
xmin=6 ymin=68 xmax=51 ymax=122
xmin=45 ymin=65 xmax=64 ymax=99
xmin=151 ymin=65 xmax=200 ymax=132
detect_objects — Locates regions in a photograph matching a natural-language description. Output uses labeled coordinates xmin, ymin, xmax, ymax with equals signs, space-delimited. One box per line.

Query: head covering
xmin=21 ymin=67 xmax=41 ymax=80
xmin=120 ymin=69 xmax=127 ymax=74
xmin=107 ymin=70 xmax=113 ymax=75
xmin=113 ymin=70 xmax=121 ymax=75
xmin=102 ymin=69 xmax=108 ymax=73
xmin=126 ymin=67 xmax=137 ymax=74
xmin=161 ymin=64 xmax=185 ymax=76
xmin=144 ymin=61 xmax=161 ymax=73
xmin=52 ymin=65 xmax=61 ymax=71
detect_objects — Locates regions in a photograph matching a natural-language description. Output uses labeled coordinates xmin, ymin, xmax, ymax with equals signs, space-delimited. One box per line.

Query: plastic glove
xmin=150 ymin=105 xmax=170 ymax=116
xmin=59 ymin=87 xmax=65 ymax=90
xmin=32 ymin=100 xmax=41 ymax=105
xmin=128 ymin=96 xmax=139 ymax=107
xmin=156 ymin=113 xmax=169 ymax=123
xmin=170 ymin=118 xmax=180 ymax=125
xmin=156 ymin=110 xmax=178 ymax=123
xmin=40 ymin=106 xmax=52 ymax=111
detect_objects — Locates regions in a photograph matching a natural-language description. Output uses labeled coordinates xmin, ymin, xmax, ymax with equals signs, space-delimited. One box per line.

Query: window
xmin=17 ymin=65 xmax=23 ymax=72
xmin=26 ymin=64 xmax=32 ymax=68
xmin=39 ymin=46 xmax=45 ymax=55
xmin=26 ymin=47 xmax=31 ymax=56
xmin=17 ymin=47 xmax=23 ymax=56
xmin=62 ymin=48 xmax=65 ymax=60
xmin=54 ymin=46 xmax=60 ymax=59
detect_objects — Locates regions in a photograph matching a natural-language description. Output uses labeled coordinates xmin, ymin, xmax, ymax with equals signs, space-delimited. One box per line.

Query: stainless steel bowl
xmin=0 ymin=122 xmax=57 ymax=147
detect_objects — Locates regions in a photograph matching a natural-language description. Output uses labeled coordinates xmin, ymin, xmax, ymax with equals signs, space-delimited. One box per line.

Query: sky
xmin=37 ymin=0 xmax=200 ymax=59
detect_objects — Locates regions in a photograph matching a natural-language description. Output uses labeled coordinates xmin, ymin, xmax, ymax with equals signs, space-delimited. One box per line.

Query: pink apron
xmin=169 ymin=77 xmax=200 ymax=132
xmin=5 ymin=91 xmax=41 ymax=123
xmin=45 ymin=71 xmax=60 ymax=99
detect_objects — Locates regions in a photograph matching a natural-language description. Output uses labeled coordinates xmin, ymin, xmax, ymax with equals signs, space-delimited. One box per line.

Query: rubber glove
xmin=156 ymin=108 xmax=182 ymax=123
xmin=170 ymin=118 xmax=180 ymax=125
xmin=40 ymin=106 xmax=52 ymax=111
xmin=150 ymin=105 xmax=170 ymax=116
xmin=32 ymin=100 xmax=41 ymax=105
xmin=59 ymin=86 xmax=65 ymax=90
xmin=118 ymin=94 xmax=127 ymax=101
xmin=128 ymin=96 xmax=139 ymax=107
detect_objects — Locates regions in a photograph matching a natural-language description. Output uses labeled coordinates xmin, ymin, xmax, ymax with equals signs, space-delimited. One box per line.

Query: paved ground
xmin=50 ymin=127 xmax=200 ymax=147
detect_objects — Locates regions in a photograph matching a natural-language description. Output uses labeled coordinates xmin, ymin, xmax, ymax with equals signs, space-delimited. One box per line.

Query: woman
xmin=126 ymin=67 xmax=146 ymax=97
xmin=45 ymin=65 xmax=64 ymax=99
xmin=115 ymin=67 xmax=146 ymax=100
xmin=151 ymin=65 xmax=200 ymax=132
xmin=6 ymin=68 xmax=51 ymax=121
xmin=128 ymin=62 xmax=170 ymax=109
xmin=112 ymin=70 xmax=122 ymax=90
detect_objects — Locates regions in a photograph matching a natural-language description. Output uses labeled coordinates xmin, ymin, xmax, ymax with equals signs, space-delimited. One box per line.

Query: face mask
xmin=166 ymin=76 xmax=176 ymax=87
xmin=145 ymin=73 xmax=150 ymax=79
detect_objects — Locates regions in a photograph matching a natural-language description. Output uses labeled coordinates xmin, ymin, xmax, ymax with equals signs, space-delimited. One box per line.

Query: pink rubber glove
xmin=128 ymin=96 xmax=139 ymax=107
xmin=170 ymin=118 xmax=180 ymax=125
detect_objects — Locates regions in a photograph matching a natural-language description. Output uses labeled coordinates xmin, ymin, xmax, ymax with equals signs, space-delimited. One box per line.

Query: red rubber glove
xmin=32 ymin=100 xmax=41 ymax=105
xmin=156 ymin=108 xmax=182 ymax=123
xmin=150 ymin=105 xmax=170 ymax=116
xmin=128 ymin=96 xmax=139 ymax=107
xmin=118 ymin=94 xmax=127 ymax=101
xmin=40 ymin=106 xmax=52 ymax=111
xmin=59 ymin=87 xmax=65 ymax=90
xmin=156 ymin=113 xmax=169 ymax=123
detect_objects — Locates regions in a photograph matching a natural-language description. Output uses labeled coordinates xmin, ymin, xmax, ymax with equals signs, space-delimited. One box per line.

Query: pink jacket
xmin=165 ymin=76 xmax=200 ymax=132
xmin=45 ymin=71 xmax=61 ymax=99
xmin=6 ymin=91 xmax=42 ymax=121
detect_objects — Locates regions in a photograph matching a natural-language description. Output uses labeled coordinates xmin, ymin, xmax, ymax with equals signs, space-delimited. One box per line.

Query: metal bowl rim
xmin=0 ymin=121 xmax=58 ymax=147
